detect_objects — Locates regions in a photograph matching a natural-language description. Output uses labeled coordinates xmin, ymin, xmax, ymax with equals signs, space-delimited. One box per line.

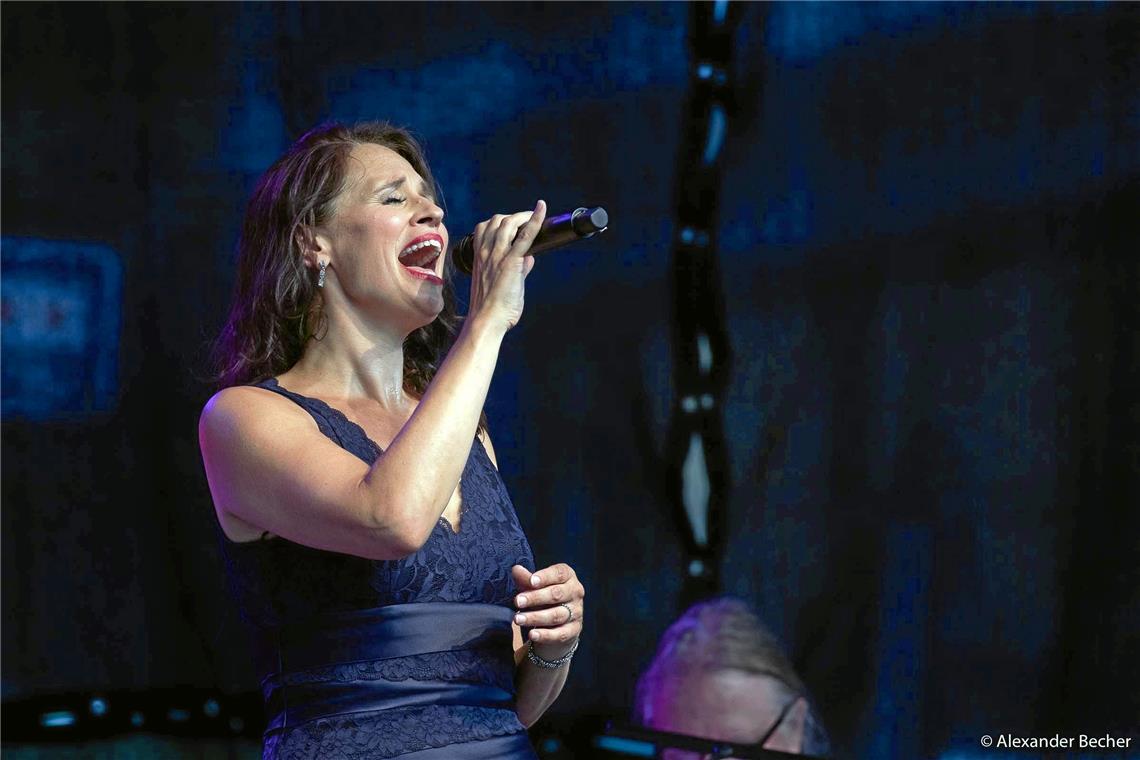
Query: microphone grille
xmin=573 ymin=206 xmax=608 ymax=234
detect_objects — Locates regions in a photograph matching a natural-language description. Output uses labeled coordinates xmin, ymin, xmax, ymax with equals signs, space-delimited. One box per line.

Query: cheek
xmin=379 ymin=211 xmax=408 ymax=237
xmin=382 ymin=214 xmax=404 ymax=231
xmin=646 ymin=685 xmax=701 ymax=735
xmin=342 ymin=211 xmax=404 ymax=249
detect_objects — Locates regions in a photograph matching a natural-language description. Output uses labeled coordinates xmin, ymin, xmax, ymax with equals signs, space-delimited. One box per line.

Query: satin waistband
xmin=256 ymin=602 xmax=515 ymax=679
xmin=256 ymin=602 xmax=518 ymax=733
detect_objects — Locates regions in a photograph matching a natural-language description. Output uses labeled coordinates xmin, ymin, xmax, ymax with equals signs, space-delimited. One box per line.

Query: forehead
xmin=652 ymin=670 xmax=789 ymax=743
xmin=342 ymin=143 xmax=424 ymax=191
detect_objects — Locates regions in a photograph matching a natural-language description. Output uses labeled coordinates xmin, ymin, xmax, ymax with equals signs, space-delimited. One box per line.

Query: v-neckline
xmin=267 ymin=377 xmax=468 ymax=536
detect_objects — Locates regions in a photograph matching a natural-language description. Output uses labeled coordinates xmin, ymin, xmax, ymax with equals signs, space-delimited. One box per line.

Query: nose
xmin=416 ymin=196 xmax=445 ymax=228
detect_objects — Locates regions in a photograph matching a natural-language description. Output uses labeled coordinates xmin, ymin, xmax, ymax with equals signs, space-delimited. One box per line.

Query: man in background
xmin=633 ymin=597 xmax=831 ymax=758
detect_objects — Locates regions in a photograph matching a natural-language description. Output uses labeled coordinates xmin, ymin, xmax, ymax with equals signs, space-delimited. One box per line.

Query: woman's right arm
xmin=198 ymin=201 xmax=546 ymax=560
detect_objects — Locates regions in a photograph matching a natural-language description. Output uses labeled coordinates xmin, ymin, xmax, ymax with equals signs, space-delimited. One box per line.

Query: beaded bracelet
xmin=526 ymin=637 xmax=579 ymax=669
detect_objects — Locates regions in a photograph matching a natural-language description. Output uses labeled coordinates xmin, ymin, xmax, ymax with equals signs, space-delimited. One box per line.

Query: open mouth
xmin=398 ymin=236 xmax=444 ymax=283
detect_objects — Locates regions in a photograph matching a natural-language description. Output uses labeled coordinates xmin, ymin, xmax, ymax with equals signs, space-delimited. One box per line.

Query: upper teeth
xmin=402 ymin=239 xmax=441 ymax=256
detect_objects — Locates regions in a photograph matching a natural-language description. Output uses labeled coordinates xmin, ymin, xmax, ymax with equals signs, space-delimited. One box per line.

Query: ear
xmin=764 ymin=697 xmax=808 ymax=754
xmin=295 ymin=224 xmax=331 ymax=271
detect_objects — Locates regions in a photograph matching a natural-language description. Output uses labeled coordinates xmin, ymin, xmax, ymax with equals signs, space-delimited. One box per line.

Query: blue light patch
xmin=217 ymin=63 xmax=287 ymax=173
xmin=593 ymin=735 xmax=656 ymax=757
xmin=703 ymin=104 xmax=726 ymax=166
xmin=40 ymin=710 xmax=76 ymax=728
xmin=1 ymin=237 xmax=122 ymax=420
xmin=713 ymin=0 xmax=729 ymax=25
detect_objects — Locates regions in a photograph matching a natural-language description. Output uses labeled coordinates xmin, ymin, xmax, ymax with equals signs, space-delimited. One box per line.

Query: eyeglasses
xmin=753 ymin=694 xmax=801 ymax=750
xmin=601 ymin=696 xmax=823 ymax=760
xmin=689 ymin=695 xmax=800 ymax=759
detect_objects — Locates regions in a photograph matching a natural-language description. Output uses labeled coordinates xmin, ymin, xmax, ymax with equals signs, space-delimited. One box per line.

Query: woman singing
xmin=199 ymin=122 xmax=585 ymax=758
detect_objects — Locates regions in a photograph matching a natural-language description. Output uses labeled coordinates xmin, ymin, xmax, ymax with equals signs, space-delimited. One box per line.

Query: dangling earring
xmin=318 ymin=260 xmax=327 ymax=288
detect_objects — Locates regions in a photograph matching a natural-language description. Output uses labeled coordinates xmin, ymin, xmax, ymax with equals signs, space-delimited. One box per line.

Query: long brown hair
xmin=211 ymin=121 xmax=461 ymax=397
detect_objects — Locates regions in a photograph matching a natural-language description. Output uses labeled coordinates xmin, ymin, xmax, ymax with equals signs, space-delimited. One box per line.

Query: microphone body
xmin=452 ymin=206 xmax=608 ymax=274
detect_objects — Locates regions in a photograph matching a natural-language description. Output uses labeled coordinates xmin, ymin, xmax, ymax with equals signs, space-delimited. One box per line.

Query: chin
xmin=408 ymin=295 xmax=445 ymax=329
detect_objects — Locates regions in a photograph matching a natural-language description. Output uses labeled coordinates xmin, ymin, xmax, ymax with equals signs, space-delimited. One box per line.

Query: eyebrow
xmin=374 ymin=177 xmax=435 ymax=199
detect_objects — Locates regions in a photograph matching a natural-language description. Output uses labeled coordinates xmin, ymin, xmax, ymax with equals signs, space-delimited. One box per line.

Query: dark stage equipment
xmin=665 ymin=0 xmax=748 ymax=608
xmin=1 ymin=688 xmax=263 ymax=743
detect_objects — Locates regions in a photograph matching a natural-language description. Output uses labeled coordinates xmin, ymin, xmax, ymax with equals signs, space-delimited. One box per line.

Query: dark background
xmin=3 ymin=3 xmax=1138 ymax=758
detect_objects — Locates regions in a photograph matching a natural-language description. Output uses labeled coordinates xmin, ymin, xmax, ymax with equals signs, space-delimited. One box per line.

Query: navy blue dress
xmin=221 ymin=378 xmax=539 ymax=759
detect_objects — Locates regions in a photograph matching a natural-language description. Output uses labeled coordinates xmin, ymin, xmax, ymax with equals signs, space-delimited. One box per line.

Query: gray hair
xmin=633 ymin=597 xmax=831 ymax=756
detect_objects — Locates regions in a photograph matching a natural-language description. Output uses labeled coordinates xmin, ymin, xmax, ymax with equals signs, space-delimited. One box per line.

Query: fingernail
xmin=531 ymin=575 xmax=542 ymax=587
xmin=517 ymin=595 xmax=527 ymax=607
xmin=515 ymin=614 xmax=526 ymax=625
xmin=530 ymin=630 xmax=540 ymax=641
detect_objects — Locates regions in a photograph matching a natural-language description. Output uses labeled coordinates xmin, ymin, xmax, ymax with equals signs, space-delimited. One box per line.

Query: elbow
xmin=362 ymin=520 xmax=429 ymax=560
xmin=363 ymin=505 xmax=435 ymax=559
xmin=386 ymin=530 xmax=430 ymax=558
xmin=357 ymin=480 xmax=438 ymax=559
xmin=389 ymin=510 xmax=438 ymax=556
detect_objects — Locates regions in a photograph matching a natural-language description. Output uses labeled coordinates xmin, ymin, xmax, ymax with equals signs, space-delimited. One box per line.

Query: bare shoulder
xmin=200 ymin=383 xmax=288 ymax=424
xmin=199 ymin=385 xmax=318 ymax=541
xmin=198 ymin=383 xmax=389 ymax=554
xmin=199 ymin=384 xmax=311 ymax=448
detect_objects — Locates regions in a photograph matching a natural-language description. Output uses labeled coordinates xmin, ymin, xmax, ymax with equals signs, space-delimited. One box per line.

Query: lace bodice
xmin=220 ymin=378 xmax=538 ymax=759
xmin=223 ymin=378 xmax=535 ymax=625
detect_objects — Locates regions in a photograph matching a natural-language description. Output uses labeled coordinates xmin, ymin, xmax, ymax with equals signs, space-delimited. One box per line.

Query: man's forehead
xmin=658 ymin=670 xmax=790 ymax=742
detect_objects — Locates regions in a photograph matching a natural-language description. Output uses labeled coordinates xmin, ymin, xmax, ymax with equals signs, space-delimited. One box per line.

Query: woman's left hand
xmin=511 ymin=563 xmax=585 ymax=657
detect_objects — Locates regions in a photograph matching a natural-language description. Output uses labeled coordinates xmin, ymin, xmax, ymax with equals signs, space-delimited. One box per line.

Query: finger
xmin=472 ymin=220 xmax=488 ymax=253
xmin=513 ymin=602 xmax=579 ymax=628
xmin=490 ymin=208 xmax=539 ymax=261
xmin=509 ymin=200 xmax=546 ymax=257
xmin=510 ymin=564 xmax=535 ymax=593
xmin=479 ymin=215 xmax=508 ymax=258
xmin=512 ymin=564 xmax=541 ymax=609
xmin=514 ymin=564 xmax=580 ymax=608
xmin=530 ymin=562 xmax=573 ymax=589
xmin=528 ymin=621 xmax=581 ymax=644
xmin=515 ymin=579 xmax=583 ymax=610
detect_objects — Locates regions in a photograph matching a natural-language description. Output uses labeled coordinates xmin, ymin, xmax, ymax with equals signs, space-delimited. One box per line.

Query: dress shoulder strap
xmin=252 ymin=378 xmax=381 ymax=464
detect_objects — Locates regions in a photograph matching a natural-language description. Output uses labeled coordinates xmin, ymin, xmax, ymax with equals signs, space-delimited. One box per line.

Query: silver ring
xmin=560 ymin=603 xmax=573 ymax=623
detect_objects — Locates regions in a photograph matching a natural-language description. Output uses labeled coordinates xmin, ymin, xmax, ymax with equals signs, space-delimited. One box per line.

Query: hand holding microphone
xmin=464 ymin=201 xmax=546 ymax=333
xmin=453 ymin=205 xmax=609 ymax=275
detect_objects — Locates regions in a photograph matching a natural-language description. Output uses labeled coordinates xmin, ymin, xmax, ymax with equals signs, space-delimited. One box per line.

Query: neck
xmin=287 ymin=305 xmax=416 ymax=411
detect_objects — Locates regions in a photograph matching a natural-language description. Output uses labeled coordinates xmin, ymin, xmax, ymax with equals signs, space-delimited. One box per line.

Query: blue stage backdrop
xmin=2 ymin=3 xmax=1137 ymax=758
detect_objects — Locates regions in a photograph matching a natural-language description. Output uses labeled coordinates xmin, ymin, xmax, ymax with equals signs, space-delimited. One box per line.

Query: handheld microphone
xmin=452 ymin=206 xmax=609 ymax=275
